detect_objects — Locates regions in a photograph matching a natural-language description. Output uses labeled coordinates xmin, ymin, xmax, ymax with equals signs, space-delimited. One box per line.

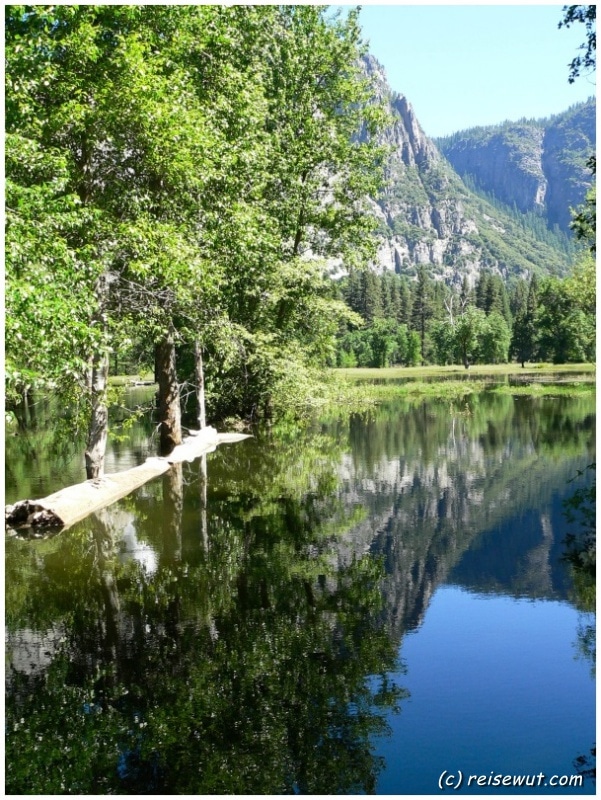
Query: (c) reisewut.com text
xmin=438 ymin=770 xmax=584 ymax=791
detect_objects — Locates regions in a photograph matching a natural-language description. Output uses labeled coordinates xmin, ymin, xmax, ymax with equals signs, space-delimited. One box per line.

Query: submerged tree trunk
xmin=85 ymin=349 xmax=110 ymax=479
xmin=194 ymin=339 xmax=206 ymax=430
xmin=156 ymin=330 xmax=182 ymax=455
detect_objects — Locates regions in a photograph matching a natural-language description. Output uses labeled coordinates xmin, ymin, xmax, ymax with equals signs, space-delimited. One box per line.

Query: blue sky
xmin=352 ymin=4 xmax=596 ymax=138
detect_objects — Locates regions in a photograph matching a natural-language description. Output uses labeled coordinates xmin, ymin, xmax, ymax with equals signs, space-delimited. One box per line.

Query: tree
xmin=430 ymin=320 xmax=455 ymax=365
xmin=193 ymin=6 xmax=389 ymax=419
xmin=360 ymin=271 xmax=384 ymax=324
xmin=6 ymin=5 xmax=390 ymax=466
xmin=368 ymin=319 xmax=397 ymax=368
xmin=536 ymin=278 xmax=595 ymax=363
xmin=5 ymin=134 xmax=103 ymax=410
xmin=571 ymin=170 xmax=596 ymax=253
xmin=565 ymin=252 xmax=596 ymax=317
xmin=410 ymin=266 xmax=433 ymax=364
xmin=453 ymin=307 xmax=487 ymax=369
xmin=511 ymin=275 xmax=539 ymax=367
xmin=474 ymin=271 xmax=491 ymax=311
xmin=479 ymin=312 xmax=511 ymax=364
xmin=406 ymin=330 xmax=422 ymax=367
xmin=559 ymin=5 xmax=596 ymax=83
xmin=509 ymin=278 xmax=528 ymax=319
xmin=559 ymin=6 xmax=596 ymax=250
xmin=5 ymin=6 xmax=128 ymax=475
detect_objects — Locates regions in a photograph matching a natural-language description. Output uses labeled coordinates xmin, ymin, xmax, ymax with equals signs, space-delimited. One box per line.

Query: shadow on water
xmin=5 ymin=389 xmax=596 ymax=793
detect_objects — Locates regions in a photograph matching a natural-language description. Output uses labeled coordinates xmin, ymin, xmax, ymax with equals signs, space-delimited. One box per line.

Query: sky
xmin=351 ymin=3 xmax=596 ymax=138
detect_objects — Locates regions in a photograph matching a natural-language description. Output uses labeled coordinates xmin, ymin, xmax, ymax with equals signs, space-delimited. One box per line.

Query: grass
xmin=105 ymin=364 xmax=595 ymax=422
xmin=324 ymin=363 xmax=595 ymax=409
xmin=333 ymin=362 xmax=596 ymax=382
xmin=108 ymin=373 xmax=155 ymax=387
xmin=490 ymin=382 xmax=596 ymax=397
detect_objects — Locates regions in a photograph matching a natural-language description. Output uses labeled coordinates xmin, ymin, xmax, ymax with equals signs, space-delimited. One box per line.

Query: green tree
xmin=430 ymin=320 xmax=455 ymax=365
xmin=410 ymin=266 xmax=434 ymax=364
xmin=361 ymin=271 xmax=384 ymax=324
xmin=368 ymin=319 xmax=396 ymax=367
xmin=6 ymin=5 xmax=390 ymax=463
xmin=511 ymin=274 xmax=539 ymax=367
xmin=536 ymin=278 xmax=595 ymax=363
xmin=565 ymin=252 xmax=596 ymax=316
xmin=197 ymin=6 xmax=389 ymax=419
xmin=406 ymin=330 xmax=422 ymax=367
xmin=571 ymin=170 xmax=596 ymax=253
xmin=559 ymin=6 xmax=596 ymax=250
xmin=479 ymin=312 xmax=511 ymax=364
xmin=453 ymin=307 xmax=487 ymax=368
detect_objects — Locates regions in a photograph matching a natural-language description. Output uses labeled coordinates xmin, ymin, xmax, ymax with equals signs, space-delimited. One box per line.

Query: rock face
xmin=436 ymin=99 xmax=596 ymax=232
xmin=437 ymin=126 xmax=548 ymax=213
xmin=362 ymin=55 xmax=594 ymax=285
xmin=542 ymin=101 xmax=596 ymax=230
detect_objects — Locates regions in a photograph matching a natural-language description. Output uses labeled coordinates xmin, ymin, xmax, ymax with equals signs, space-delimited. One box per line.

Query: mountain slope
xmin=364 ymin=56 xmax=591 ymax=286
xmin=435 ymin=99 xmax=596 ymax=232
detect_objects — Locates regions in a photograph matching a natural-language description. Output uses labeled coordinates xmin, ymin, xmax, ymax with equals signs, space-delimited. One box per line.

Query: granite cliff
xmin=436 ymin=99 xmax=596 ymax=233
xmin=364 ymin=55 xmax=594 ymax=285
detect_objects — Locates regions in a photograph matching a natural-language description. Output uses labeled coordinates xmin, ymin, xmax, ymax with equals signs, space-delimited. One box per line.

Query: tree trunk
xmin=85 ymin=349 xmax=109 ymax=479
xmin=194 ymin=339 xmax=206 ymax=430
xmin=156 ymin=331 xmax=182 ymax=455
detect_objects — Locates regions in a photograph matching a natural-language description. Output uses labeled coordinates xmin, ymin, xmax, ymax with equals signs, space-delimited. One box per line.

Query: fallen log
xmin=5 ymin=426 xmax=251 ymax=532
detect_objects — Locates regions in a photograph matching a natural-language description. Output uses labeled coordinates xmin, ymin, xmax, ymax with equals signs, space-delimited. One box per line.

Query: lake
xmin=5 ymin=386 xmax=596 ymax=794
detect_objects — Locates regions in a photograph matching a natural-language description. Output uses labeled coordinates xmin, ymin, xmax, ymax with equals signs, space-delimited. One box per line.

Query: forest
xmin=334 ymin=257 xmax=595 ymax=369
xmin=5 ymin=4 xmax=596 ymax=481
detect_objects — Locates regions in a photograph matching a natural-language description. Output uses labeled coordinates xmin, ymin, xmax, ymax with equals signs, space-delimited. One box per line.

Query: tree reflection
xmin=6 ymin=392 xmax=596 ymax=793
xmin=562 ymin=463 xmax=596 ymax=786
xmin=6 ymin=429 xmax=406 ymax=794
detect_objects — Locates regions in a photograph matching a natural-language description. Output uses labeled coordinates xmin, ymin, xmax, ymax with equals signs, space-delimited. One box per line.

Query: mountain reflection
xmin=5 ymin=391 xmax=595 ymax=794
xmin=337 ymin=394 xmax=594 ymax=636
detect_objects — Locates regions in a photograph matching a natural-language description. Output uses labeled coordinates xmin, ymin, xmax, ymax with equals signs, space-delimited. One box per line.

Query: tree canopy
xmin=5 ymin=4 xmax=389 ymax=457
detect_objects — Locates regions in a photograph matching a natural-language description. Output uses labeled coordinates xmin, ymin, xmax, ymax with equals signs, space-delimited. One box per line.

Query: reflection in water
xmin=5 ymin=391 xmax=596 ymax=793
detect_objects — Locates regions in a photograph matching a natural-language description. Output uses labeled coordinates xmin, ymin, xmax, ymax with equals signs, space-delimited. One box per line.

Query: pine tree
xmin=361 ymin=270 xmax=383 ymax=323
xmin=511 ymin=274 xmax=539 ymax=366
xmin=410 ymin=266 xmax=433 ymax=364
xmin=398 ymin=279 xmax=413 ymax=326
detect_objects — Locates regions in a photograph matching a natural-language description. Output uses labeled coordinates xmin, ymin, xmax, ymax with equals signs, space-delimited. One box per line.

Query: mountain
xmin=435 ymin=99 xmax=596 ymax=233
xmin=364 ymin=56 xmax=594 ymax=286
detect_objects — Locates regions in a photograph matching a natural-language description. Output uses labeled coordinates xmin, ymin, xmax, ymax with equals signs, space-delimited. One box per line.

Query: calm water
xmin=5 ymin=389 xmax=596 ymax=794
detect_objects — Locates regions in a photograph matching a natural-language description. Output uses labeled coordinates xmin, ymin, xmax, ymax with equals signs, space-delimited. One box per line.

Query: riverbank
xmin=322 ymin=363 xmax=595 ymax=409
xmin=333 ymin=362 xmax=596 ymax=381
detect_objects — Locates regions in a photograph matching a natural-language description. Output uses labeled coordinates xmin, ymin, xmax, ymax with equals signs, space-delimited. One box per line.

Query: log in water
xmin=5 ymin=427 xmax=251 ymax=532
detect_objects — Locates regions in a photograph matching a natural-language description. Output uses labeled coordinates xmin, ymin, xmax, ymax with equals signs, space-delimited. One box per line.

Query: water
xmin=5 ymin=389 xmax=596 ymax=794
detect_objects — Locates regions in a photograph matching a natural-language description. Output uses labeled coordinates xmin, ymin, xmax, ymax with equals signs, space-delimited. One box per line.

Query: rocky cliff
xmin=364 ymin=55 xmax=592 ymax=285
xmin=436 ymin=99 xmax=596 ymax=232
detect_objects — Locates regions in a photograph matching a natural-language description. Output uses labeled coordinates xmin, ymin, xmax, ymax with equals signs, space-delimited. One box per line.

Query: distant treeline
xmin=332 ymin=258 xmax=595 ymax=369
